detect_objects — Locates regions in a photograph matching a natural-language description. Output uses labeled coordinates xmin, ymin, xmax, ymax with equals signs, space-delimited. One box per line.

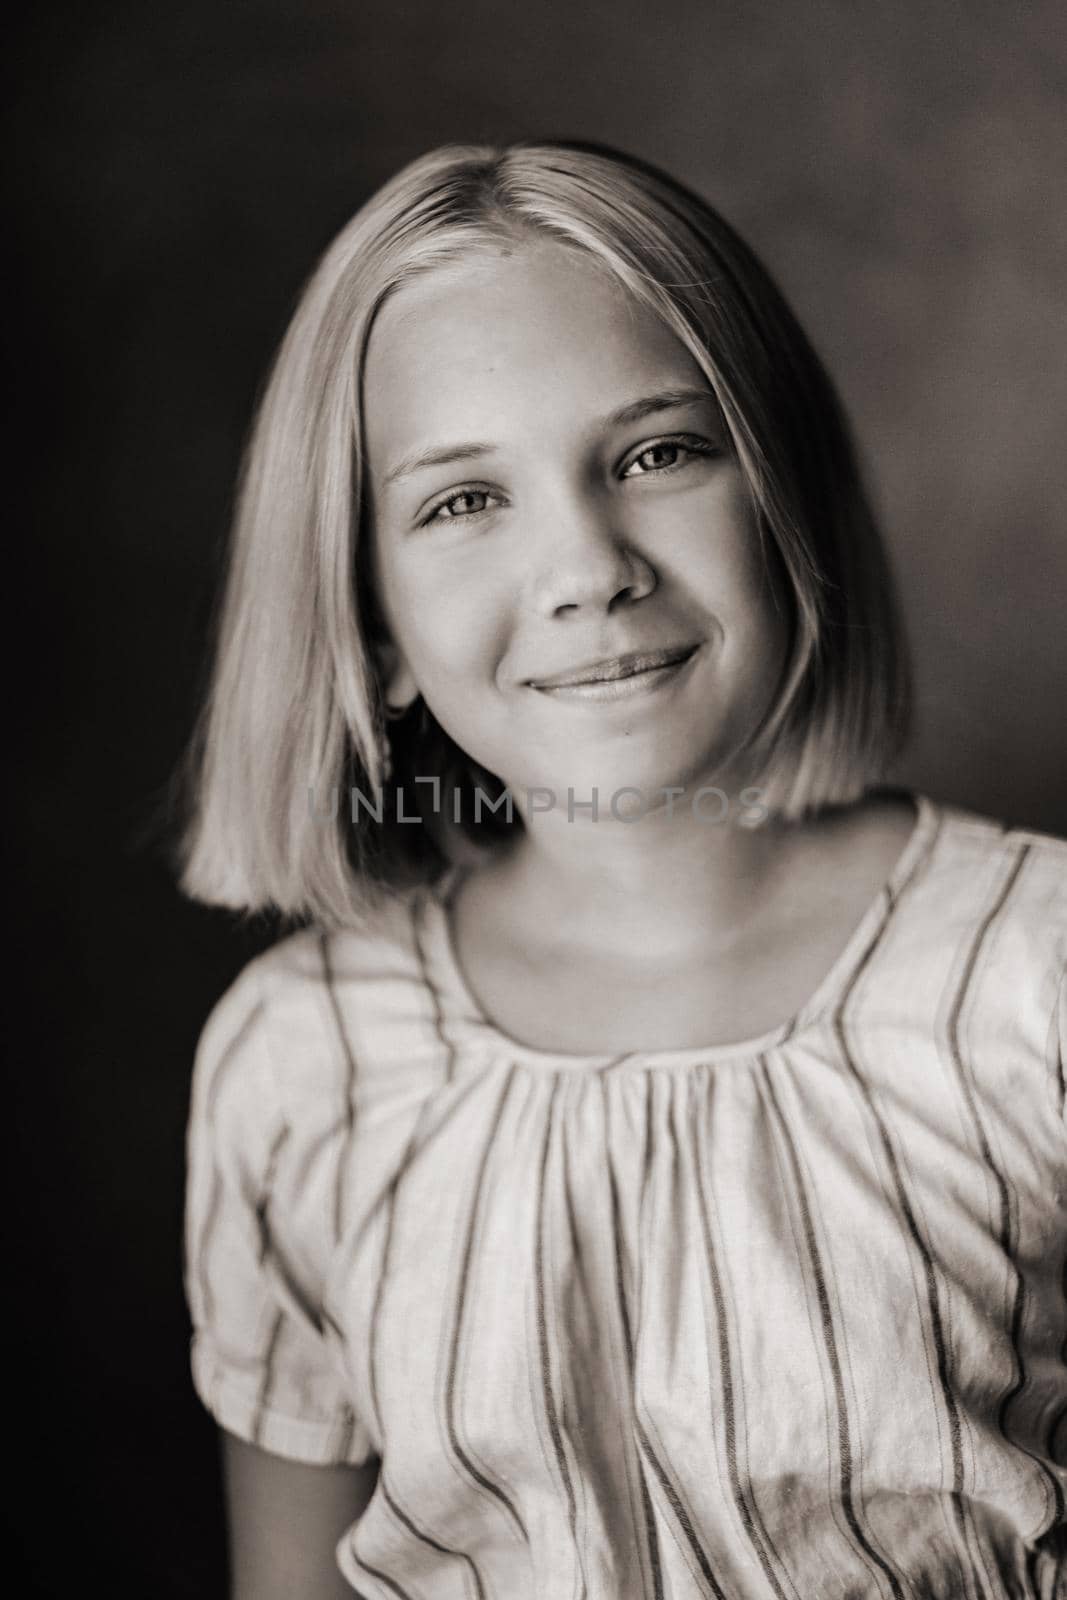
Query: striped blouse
xmin=183 ymin=791 xmax=1067 ymax=1599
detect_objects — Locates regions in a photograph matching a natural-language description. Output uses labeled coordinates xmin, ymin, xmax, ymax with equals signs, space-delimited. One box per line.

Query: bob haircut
xmin=177 ymin=138 xmax=912 ymax=928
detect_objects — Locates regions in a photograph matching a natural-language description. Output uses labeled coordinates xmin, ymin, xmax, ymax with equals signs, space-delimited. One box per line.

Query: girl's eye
xmin=421 ymin=487 xmax=501 ymax=526
xmin=622 ymin=435 xmax=716 ymax=478
xmin=419 ymin=436 xmax=715 ymax=527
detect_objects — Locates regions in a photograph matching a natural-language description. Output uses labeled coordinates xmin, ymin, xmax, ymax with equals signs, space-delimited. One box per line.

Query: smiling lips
xmin=528 ymin=644 xmax=697 ymax=690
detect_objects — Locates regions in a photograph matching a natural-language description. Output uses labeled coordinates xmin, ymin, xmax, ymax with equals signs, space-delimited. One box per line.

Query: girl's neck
xmin=502 ymin=821 xmax=783 ymax=968
xmin=471 ymin=788 xmax=917 ymax=974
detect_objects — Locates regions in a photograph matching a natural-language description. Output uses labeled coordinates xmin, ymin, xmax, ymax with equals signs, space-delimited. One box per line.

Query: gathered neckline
xmin=421 ymin=790 xmax=942 ymax=1072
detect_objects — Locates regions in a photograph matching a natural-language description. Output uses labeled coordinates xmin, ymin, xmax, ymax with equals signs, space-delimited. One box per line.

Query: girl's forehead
xmin=362 ymin=240 xmax=705 ymax=458
xmin=371 ymin=241 xmax=639 ymax=362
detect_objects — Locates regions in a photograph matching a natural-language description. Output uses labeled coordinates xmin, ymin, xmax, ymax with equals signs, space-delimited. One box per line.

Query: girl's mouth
xmin=530 ymin=645 xmax=699 ymax=703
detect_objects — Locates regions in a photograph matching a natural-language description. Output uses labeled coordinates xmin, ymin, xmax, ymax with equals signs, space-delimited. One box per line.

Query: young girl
xmin=180 ymin=140 xmax=1067 ymax=1599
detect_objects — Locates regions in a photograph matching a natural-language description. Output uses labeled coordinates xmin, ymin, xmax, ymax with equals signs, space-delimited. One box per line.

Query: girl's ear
xmin=375 ymin=637 xmax=420 ymax=715
xmin=361 ymin=582 xmax=420 ymax=713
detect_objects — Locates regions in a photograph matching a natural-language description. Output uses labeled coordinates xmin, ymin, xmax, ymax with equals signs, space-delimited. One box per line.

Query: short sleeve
xmin=182 ymin=959 xmax=374 ymax=1466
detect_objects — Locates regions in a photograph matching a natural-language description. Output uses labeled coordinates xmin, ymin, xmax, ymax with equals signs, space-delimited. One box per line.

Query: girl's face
xmin=363 ymin=238 xmax=791 ymax=811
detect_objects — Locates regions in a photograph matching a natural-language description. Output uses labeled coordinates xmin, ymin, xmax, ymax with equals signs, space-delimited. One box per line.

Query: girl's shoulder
xmin=191 ymin=878 xmax=447 ymax=1119
xmin=811 ymin=787 xmax=1066 ymax=963
xmin=887 ymin=792 xmax=1067 ymax=1040
xmin=922 ymin=793 xmax=1067 ymax=924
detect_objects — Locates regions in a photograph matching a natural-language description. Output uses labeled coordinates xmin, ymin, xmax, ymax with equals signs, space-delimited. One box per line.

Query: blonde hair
xmin=175 ymin=138 xmax=912 ymax=927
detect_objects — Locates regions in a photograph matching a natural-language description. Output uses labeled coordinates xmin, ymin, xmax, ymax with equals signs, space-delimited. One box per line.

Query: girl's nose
xmin=529 ymin=498 xmax=657 ymax=616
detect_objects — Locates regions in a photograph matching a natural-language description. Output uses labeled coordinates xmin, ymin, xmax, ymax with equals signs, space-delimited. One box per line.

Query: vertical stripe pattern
xmin=183 ymin=794 xmax=1067 ymax=1598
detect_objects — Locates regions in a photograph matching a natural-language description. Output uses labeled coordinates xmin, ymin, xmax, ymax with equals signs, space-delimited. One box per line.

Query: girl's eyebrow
xmin=381 ymin=385 xmax=715 ymax=487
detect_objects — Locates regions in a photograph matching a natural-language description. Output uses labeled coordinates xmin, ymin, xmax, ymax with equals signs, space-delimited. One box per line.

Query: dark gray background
xmin=10 ymin=2 xmax=1066 ymax=1593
